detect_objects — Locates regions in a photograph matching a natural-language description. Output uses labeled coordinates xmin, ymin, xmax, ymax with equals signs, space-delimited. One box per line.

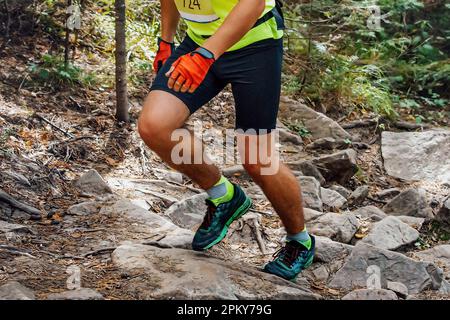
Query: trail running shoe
xmin=192 ymin=184 xmax=252 ymax=251
xmin=264 ymin=235 xmax=316 ymax=281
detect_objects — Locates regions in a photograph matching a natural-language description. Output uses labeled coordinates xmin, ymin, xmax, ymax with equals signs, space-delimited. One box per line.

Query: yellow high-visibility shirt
xmin=173 ymin=0 xmax=284 ymax=51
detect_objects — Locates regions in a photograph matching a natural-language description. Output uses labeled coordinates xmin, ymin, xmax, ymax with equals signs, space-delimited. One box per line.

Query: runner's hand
xmin=166 ymin=48 xmax=215 ymax=93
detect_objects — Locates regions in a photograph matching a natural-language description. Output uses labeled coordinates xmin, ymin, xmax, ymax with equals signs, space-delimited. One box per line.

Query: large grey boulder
xmin=383 ymin=189 xmax=433 ymax=219
xmin=360 ymin=216 xmax=419 ymax=250
xmin=381 ymin=130 xmax=450 ymax=183
xmin=47 ymin=288 xmax=104 ymax=300
xmin=341 ymin=289 xmax=398 ymax=300
xmin=112 ymin=244 xmax=321 ymax=300
xmin=312 ymin=149 xmax=358 ymax=185
xmin=279 ymin=96 xmax=351 ymax=141
xmin=164 ymin=193 xmax=209 ymax=230
xmin=298 ymin=176 xmax=322 ymax=212
xmin=328 ymin=243 xmax=443 ymax=294
xmin=0 ymin=281 xmax=35 ymax=300
xmin=74 ymin=169 xmax=113 ymax=195
xmin=100 ymin=199 xmax=193 ymax=249
xmin=308 ymin=212 xmax=359 ymax=243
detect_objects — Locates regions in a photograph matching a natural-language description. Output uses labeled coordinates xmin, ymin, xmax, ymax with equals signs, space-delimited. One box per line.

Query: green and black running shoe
xmin=264 ymin=236 xmax=316 ymax=281
xmin=192 ymin=184 xmax=252 ymax=251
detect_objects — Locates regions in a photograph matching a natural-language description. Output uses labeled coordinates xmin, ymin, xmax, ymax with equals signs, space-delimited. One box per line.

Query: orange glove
xmin=166 ymin=47 xmax=215 ymax=93
xmin=153 ymin=38 xmax=175 ymax=74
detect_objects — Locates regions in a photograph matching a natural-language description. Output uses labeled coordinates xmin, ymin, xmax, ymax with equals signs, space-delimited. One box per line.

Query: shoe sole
xmin=202 ymin=197 xmax=252 ymax=250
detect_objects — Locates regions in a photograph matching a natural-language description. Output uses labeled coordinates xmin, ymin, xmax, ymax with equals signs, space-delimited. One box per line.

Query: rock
xmin=348 ymin=185 xmax=369 ymax=206
xmin=436 ymin=196 xmax=450 ymax=223
xmin=328 ymin=243 xmax=443 ymax=294
xmin=381 ymin=130 xmax=450 ymax=183
xmin=396 ymin=216 xmax=425 ymax=230
xmin=0 ymin=281 xmax=35 ymax=300
xmin=291 ymin=161 xmax=326 ymax=186
xmin=74 ymin=169 xmax=113 ymax=195
xmin=314 ymin=236 xmax=353 ymax=263
xmin=308 ymin=212 xmax=359 ymax=243
xmin=321 ymin=188 xmax=347 ymax=210
xmin=414 ymin=245 xmax=450 ymax=273
xmin=439 ymin=279 xmax=450 ymax=294
xmin=303 ymin=208 xmax=326 ymax=223
xmin=164 ymin=193 xmax=209 ymax=230
xmin=154 ymin=169 xmax=184 ymax=184
xmin=0 ymin=221 xmax=31 ymax=233
xmin=306 ymin=137 xmax=349 ymax=150
xmin=130 ymin=199 xmax=151 ymax=210
xmin=298 ymin=176 xmax=323 ymax=212
xmin=350 ymin=206 xmax=387 ymax=222
xmin=47 ymin=288 xmax=104 ymax=300
xmin=341 ymin=289 xmax=398 ymax=300
xmin=100 ymin=199 xmax=194 ymax=249
xmin=387 ymin=281 xmax=409 ymax=298
xmin=360 ymin=216 xmax=419 ymax=250
xmin=279 ymin=96 xmax=351 ymax=141
xmin=278 ymin=128 xmax=303 ymax=145
xmin=244 ymin=185 xmax=265 ymax=200
xmin=376 ymin=188 xmax=401 ymax=199
xmin=312 ymin=149 xmax=358 ymax=185
xmin=329 ymin=184 xmax=351 ymax=199
xmin=310 ymin=265 xmax=330 ymax=282
xmin=112 ymin=244 xmax=321 ymax=300
xmin=383 ymin=189 xmax=433 ymax=219
xmin=67 ymin=201 xmax=99 ymax=216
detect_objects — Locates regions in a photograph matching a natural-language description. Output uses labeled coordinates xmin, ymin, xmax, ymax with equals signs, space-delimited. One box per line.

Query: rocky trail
xmin=1 ymin=83 xmax=450 ymax=300
xmin=1 ymin=11 xmax=449 ymax=300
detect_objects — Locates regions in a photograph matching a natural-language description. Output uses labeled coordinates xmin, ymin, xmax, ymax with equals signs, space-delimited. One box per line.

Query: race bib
xmin=174 ymin=0 xmax=220 ymax=23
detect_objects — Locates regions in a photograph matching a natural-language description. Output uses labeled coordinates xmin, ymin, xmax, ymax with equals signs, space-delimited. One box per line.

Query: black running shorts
xmin=150 ymin=36 xmax=283 ymax=133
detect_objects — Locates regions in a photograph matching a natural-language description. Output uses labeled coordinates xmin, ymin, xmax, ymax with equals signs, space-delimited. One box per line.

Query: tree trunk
xmin=114 ymin=0 xmax=129 ymax=122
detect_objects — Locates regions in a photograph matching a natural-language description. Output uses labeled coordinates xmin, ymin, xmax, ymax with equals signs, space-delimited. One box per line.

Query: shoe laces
xmin=273 ymin=241 xmax=305 ymax=267
xmin=200 ymin=199 xmax=217 ymax=229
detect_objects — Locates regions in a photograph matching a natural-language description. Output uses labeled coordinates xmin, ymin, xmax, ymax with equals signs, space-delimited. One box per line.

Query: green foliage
xmin=89 ymin=0 xmax=163 ymax=88
xmin=282 ymin=119 xmax=311 ymax=138
xmin=284 ymin=0 xmax=450 ymax=120
xmin=29 ymin=54 xmax=96 ymax=87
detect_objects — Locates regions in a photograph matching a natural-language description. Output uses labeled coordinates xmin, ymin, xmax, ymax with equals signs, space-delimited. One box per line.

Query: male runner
xmin=138 ymin=0 xmax=315 ymax=280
